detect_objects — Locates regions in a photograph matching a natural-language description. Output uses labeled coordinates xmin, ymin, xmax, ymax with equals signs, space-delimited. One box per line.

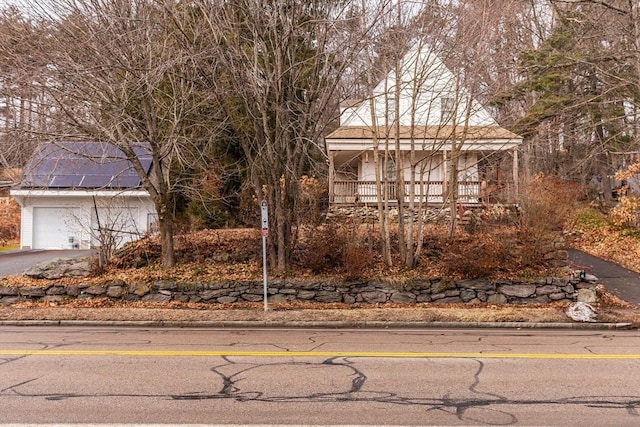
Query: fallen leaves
xmin=570 ymin=209 xmax=640 ymax=273
xmin=2 ymin=297 xmax=637 ymax=325
xmin=112 ymin=228 xmax=262 ymax=268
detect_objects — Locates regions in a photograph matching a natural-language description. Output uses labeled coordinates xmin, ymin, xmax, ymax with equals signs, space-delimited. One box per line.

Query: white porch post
xmin=442 ymin=150 xmax=448 ymax=201
xmin=512 ymin=148 xmax=519 ymax=202
xmin=328 ymin=151 xmax=335 ymax=204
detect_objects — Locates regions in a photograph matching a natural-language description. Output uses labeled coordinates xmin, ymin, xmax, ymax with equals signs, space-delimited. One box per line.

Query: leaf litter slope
xmin=1 ymin=225 xmax=638 ymax=326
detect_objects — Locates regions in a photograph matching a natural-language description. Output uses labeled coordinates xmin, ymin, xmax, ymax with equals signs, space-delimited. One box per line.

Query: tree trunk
xmin=597 ymin=150 xmax=613 ymax=206
xmin=157 ymin=204 xmax=175 ymax=267
xmin=366 ymin=29 xmax=392 ymax=267
xmin=448 ymin=145 xmax=460 ymax=238
xmin=394 ymin=76 xmax=406 ymax=265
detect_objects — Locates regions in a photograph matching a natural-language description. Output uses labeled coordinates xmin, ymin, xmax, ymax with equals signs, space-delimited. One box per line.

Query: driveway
xmin=0 ymin=250 xmax=95 ymax=278
xmin=567 ymin=248 xmax=640 ymax=304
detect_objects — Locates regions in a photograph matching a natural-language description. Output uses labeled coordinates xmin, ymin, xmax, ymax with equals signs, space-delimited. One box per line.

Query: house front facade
xmin=326 ymin=42 xmax=522 ymax=207
xmin=11 ymin=142 xmax=156 ymax=250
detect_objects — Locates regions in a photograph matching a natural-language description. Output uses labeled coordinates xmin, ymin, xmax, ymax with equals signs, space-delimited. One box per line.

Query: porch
xmin=331 ymin=180 xmax=484 ymax=205
xmin=327 ymin=147 xmax=520 ymax=206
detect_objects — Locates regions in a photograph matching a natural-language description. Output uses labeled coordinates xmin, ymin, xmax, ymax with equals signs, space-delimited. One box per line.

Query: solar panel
xmin=21 ymin=141 xmax=153 ymax=189
xmin=21 ymin=174 xmax=51 ymax=187
xmin=50 ymin=175 xmax=83 ymax=187
xmin=110 ymin=175 xmax=144 ymax=188
xmin=80 ymin=175 xmax=114 ymax=187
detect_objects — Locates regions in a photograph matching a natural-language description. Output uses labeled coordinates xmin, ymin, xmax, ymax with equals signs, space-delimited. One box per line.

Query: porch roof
xmin=327 ymin=125 xmax=520 ymax=141
xmin=326 ymin=125 xmax=522 ymax=153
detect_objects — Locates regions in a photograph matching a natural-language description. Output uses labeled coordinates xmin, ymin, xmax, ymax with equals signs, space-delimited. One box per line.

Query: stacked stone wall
xmin=0 ymin=276 xmax=598 ymax=305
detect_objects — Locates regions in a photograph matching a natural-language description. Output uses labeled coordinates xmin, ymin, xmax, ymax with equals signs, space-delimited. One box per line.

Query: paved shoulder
xmin=567 ymin=248 xmax=640 ymax=304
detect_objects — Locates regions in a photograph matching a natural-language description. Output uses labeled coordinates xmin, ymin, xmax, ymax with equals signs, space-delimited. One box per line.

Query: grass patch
xmin=573 ymin=207 xmax=610 ymax=230
xmin=0 ymin=243 xmax=19 ymax=253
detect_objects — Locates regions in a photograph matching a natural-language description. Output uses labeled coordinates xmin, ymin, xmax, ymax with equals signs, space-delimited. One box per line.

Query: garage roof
xmin=20 ymin=142 xmax=152 ymax=189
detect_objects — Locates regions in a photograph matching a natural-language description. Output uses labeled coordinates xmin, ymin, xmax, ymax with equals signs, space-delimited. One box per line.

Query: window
xmin=387 ymin=96 xmax=396 ymax=125
xmin=441 ymin=97 xmax=455 ymax=124
xmin=385 ymin=156 xmax=396 ymax=181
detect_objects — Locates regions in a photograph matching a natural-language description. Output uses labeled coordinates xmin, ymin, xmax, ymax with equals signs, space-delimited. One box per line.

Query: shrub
xmin=519 ymin=173 xmax=579 ymax=233
xmin=296 ymin=221 xmax=348 ymax=274
xmin=440 ymin=232 xmax=515 ymax=279
xmin=343 ymin=244 xmax=376 ymax=279
xmin=0 ymin=198 xmax=20 ymax=245
xmin=295 ymin=216 xmax=374 ymax=277
xmin=611 ymin=161 xmax=639 ymax=228
xmin=610 ymin=194 xmax=640 ymax=228
xmin=295 ymin=175 xmax=328 ymax=226
xmin=517 ymin=174 xmax=578 ymax=263
xmin=186 ymin=200 xmax=234 ymax=230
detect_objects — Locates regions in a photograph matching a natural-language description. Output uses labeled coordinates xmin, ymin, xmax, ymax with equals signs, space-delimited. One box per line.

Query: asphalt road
xmin=0 ymin=250 xmax=94 ymax=277
xmin=1 ymin=327 xmax=638 ymax=426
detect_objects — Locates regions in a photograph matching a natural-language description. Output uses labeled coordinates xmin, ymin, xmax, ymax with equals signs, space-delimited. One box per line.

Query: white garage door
xmin=33 ymin=207 xmax=82 ymax=249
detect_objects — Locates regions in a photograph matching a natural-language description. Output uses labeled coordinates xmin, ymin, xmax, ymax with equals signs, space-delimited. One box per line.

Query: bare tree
xmin=197 ymin=0 xmax=380 ymax=272
xmin=0 ymin=6 xmax=51 ymax=167
xmin=355 ymin=1 xmax=523 ymax=266
xmin=18 ymin=0 xmax=224 ymax=266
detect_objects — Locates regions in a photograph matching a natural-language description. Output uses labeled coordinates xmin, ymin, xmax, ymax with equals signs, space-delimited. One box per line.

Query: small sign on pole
xmin=260 ymin=200 xmax=268 ymax=311
xmin=261 ymin=200 xmax=269 ymax=237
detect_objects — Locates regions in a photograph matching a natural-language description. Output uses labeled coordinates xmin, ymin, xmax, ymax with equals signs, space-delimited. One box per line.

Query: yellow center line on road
xmin=0 ymin=350 xmax=639 ymax=359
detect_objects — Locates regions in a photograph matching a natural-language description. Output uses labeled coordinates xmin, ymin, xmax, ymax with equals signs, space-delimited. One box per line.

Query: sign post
xmin=260 ymin=200 xmax=269 ymax=311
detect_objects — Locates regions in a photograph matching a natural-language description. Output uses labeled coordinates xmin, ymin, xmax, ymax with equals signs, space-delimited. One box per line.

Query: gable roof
xmin=327 ymin=41 xmax=521 ymax=144
xmin=20 ymin=142 xmax=152 ymax=189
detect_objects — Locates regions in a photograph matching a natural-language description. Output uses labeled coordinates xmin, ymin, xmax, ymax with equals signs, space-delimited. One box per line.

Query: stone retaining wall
xmin=0 ymin=276 xmax=598 ymax=305
xmin=326 ymin=204 xmax=519 ymax=224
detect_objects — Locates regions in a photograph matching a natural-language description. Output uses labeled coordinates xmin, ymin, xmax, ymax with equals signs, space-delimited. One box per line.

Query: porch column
xmin=442 ymin=150 xmax=448 ymax=201
xmin=328 ymin=151 xmax=335 ymax=204
xmin=512 ymin=148 xmax=519 ymax=202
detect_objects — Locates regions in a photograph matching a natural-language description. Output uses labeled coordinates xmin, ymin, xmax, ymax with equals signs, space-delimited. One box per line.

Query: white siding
xmin=359 ymin=152 xmax=446 ymax=182
xmin=16 ymin=192 xmax=155 ymax=250
xmin=92 ymin=203 xmax=149 ymax=248
xmin=341 ymin=42 xmax=498 ymax=129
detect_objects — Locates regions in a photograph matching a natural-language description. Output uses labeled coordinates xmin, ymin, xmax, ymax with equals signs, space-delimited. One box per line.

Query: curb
xmin=0 ymin=320 xmax=634 ymax=329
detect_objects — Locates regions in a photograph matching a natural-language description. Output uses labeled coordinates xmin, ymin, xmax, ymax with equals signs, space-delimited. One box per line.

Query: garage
xmin=11 ymin=142 xmax=155 ymax=251
xmin=32 ymin=207 xmax=82 ymax=249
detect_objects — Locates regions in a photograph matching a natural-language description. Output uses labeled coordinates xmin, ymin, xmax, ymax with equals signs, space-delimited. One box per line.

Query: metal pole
xmin=260 ymin=199 xmax=269 ymax=311
xmin=262 ymin=234 xmax=268 ymax=311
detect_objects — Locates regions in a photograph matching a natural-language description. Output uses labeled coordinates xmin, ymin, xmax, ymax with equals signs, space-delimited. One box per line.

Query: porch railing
xmin=331 ymin=180 xmax=482 ymax=205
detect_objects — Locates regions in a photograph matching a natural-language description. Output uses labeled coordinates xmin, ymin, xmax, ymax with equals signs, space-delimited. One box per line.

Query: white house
xmin=326 ymin=41 xmax=522 ymax=206
xmin=11 ymin=142 xmax=156 ymax=250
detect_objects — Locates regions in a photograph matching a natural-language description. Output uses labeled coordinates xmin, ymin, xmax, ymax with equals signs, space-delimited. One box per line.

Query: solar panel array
xmin=21 ymin=142 xmax=152 ymax=189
